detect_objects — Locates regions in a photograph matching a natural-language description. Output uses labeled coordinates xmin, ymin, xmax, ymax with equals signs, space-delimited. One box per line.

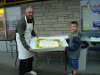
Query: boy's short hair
xmin=70 ymin=21 xmax=78 ymax=27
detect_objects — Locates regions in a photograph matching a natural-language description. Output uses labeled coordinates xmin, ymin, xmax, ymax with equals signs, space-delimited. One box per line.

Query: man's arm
xmin=31 ymin=30 xmax=37 ymax=37
xmin=17 ymin=19 xmax=30 ymax=50
xmin=31 ymin=19 xmax=38 ymax=37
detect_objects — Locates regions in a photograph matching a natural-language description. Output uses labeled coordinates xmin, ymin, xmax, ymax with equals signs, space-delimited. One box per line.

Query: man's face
xmin=26 ymin=8 xmax=34 ymax=20
xmin=70 ymin=24 xmax=78 ymax=33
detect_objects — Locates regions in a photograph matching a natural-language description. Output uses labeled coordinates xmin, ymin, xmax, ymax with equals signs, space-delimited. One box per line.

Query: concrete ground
xmin=0 ymin=51 xmax=100 ymax=75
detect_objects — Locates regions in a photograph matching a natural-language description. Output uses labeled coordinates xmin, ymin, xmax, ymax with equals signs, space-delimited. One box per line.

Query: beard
xmin=26 ymin=16 xmax=33 ymax=23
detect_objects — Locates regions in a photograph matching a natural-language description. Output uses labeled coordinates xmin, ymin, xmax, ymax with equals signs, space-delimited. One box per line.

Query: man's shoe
xmin=28 ymin=71 xmax=37 ymax=75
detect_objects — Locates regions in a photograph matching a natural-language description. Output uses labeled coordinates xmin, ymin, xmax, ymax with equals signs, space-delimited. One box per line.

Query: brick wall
xmin=21 ymin=0 xmax=80 ymax=36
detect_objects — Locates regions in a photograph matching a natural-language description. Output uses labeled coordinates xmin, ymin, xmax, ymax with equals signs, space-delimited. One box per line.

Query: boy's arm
xmin=66 ymin=36 xmax=81 ymax=51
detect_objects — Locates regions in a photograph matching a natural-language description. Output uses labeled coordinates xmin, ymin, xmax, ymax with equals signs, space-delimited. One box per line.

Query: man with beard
xmin=16 ymin=6 xmax=37 ymax=75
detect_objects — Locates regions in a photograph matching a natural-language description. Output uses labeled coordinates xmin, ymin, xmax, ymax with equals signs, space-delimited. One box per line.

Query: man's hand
xmin=29 ymin=48 xmax=36 ymax=55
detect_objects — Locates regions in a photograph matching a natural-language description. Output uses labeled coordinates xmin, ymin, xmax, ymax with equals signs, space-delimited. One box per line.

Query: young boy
xmin=66 ymin=21 xmax=81 ymax=75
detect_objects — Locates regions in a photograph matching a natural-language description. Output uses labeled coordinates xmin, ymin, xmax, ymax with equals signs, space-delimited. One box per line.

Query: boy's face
xmin=70 ymin=24 xmax=78 ymax=33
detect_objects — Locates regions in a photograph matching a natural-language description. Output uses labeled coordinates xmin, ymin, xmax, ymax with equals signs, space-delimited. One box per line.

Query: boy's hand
xmin=29 ymin=48 xmax=33 ymax=51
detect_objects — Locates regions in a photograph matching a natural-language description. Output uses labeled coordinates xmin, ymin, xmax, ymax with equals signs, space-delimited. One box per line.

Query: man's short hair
xmin=25 ymin=6 xmax=33 ymax=12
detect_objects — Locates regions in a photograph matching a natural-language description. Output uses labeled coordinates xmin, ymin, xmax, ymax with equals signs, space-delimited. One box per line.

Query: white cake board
xmin=30 ymin=36 xmax=68 ymax=52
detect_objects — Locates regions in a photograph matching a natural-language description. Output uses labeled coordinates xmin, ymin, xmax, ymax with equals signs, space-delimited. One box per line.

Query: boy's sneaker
xmin=67 ymin=71 xmax=77 ymax=75
xmin=67 ymin=73 xmax=77 ymax=75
